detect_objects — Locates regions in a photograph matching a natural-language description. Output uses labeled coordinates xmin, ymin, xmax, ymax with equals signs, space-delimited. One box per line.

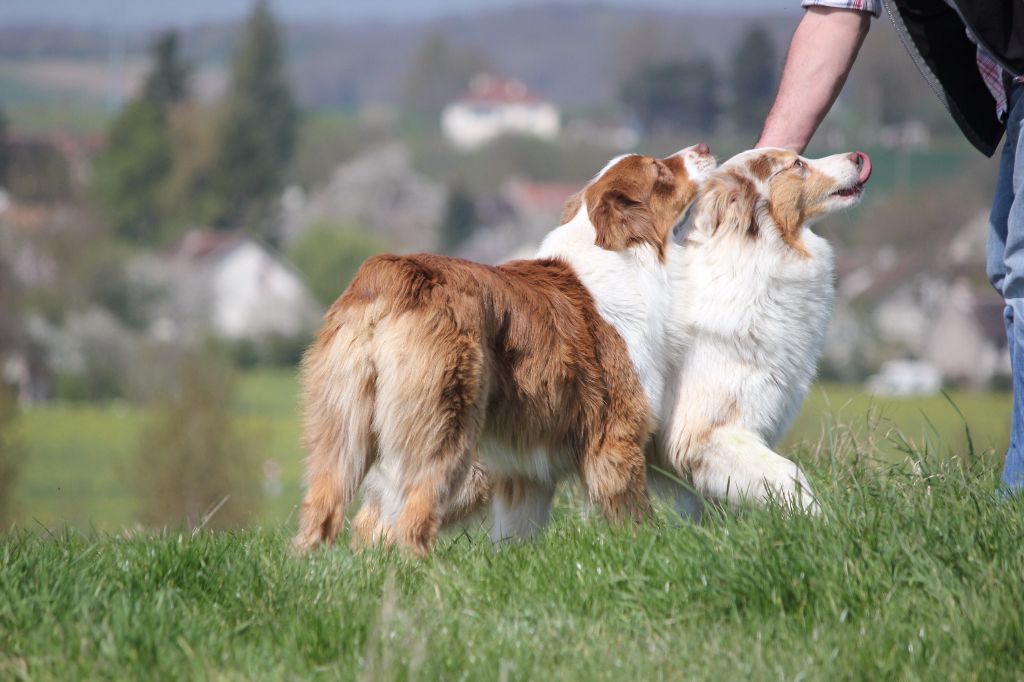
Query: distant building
xmin=866 ymin=359 xmax=943 ymax=397
xmin=147 ymin=230 xmax=321 ymax=344
xmin=442 ymin=75 xmax=560 ymax=150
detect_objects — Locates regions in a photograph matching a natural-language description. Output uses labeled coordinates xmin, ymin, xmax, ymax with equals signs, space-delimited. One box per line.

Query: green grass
xmin=6 ymin=373 xmax=1021 ymax=678
xmin=12 ymin=370 xmax=306 ymax=530
xmin=2 ymin=451 xmax=1022 ymax=680
xmin=784 ymin=383 xmax=1013 ymax=460
xmin=11 ymin=372 xmax=1013 ymax=532
xmin=14 ymin=404 xmax=141 ymax=529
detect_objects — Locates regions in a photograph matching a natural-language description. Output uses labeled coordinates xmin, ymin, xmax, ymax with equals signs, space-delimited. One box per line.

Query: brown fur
xmin=767 ymin=165 xmax=837 ymax=259
xmin=586 ymin=155 xmax=698 ymax=261
xmin=745 ymin=148 xmax=790 ymax=180
xmin=293 ymin=255 xmax=653 ymax=555
xmin=560 ymin=191 xmax=583 ymax=225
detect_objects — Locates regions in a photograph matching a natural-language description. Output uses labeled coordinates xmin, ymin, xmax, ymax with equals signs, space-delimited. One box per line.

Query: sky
xmin=0 ymin=0 xmax=799 ymax=29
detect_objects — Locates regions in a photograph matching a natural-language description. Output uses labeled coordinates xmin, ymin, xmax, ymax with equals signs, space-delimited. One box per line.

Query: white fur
xmin=491 ymin=480 xmax=556 ymax=543
xmin=654 ymin=150 xmax=866 ymax=514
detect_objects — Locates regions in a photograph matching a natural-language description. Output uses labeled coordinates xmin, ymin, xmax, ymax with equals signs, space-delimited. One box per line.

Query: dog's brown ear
xmin=588 ymin=188 xmax=658 ymax=254
xmin=695 ymin=171 xmax=759 ymax=239
xmin=559 ymin=190 xmax=583 ymax=225
xmin=767 ymin=173 xmax=811 ymax=257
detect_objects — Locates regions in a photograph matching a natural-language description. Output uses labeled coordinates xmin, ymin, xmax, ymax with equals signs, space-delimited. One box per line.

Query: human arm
xmin=756 ymin=5 xmax=874 ymax=153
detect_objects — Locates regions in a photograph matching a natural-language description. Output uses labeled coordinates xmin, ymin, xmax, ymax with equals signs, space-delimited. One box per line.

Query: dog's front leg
xmin=666 ymin=426 xmax=818 ymax=514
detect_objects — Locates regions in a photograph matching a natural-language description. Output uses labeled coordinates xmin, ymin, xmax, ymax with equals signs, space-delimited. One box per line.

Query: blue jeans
xmin=987 ymin=83 xmax=1024 ymax=492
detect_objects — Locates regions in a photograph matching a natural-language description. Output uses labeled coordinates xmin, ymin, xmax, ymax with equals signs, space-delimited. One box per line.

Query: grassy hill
xmin=2 ymin=452 xmax=1022 ymax=679
xmin=8 ymin=370 xmax=1013 ymax=531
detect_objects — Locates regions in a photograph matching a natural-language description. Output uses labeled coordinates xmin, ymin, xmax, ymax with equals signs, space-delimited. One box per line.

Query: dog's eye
xmin=792 ymin=159 xmax=805 ymax=170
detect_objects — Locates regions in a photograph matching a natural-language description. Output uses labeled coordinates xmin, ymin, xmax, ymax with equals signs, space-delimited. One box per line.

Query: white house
xmin=866 ymin=359 xmax=943 ymax=397
xmin=149 ymin=230 xmax=322 ymax=343
xmin=442 ymin=75 xmax=560 ymax=150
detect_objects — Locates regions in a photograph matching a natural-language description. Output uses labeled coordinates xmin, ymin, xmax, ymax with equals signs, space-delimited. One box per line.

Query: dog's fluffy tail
xmin=291 ymin=301 xmax=381 ymax=552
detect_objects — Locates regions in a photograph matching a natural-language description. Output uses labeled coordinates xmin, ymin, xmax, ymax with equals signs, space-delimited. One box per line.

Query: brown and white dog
xmin=292 ymin=145 xmax=716 ymax=555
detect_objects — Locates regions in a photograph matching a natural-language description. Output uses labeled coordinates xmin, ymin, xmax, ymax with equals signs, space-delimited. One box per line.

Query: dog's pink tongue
xmin=855 ymin=151 xmax=872 ymax=184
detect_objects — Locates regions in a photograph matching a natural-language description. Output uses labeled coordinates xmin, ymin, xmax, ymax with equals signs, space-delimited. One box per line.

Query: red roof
xmin=172 ymin=230 xmax=244 ymax=264
xmin=459 ymin=75 xmax=544 ymax=105
xmin=0 ymin=202 xmax=57 ymax=233
xmin=9 ymin=131 xmax=104 ymax=158
xmin=506 ymin=180 xmax=582 ymax=214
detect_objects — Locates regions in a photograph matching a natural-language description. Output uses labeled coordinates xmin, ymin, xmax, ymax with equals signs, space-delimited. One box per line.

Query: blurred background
xmin=0 ymin=0 xmax=1007 ymax=531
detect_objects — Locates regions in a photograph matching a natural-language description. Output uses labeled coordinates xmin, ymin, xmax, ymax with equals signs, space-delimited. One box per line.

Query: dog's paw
xmin=758 ymin=460 xmax=818 ymax=515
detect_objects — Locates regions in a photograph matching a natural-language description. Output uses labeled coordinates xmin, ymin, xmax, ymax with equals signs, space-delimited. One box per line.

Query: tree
xmin=0 ymin=252 xmax=24 ymax=526
xmin=93 ymin=100 xmax=172 ymax=241
xmin=92 ymin=30 xmax=188 ymax=242
xmin=287 ymin=223 xmax=387 ymax=306
xmin=5 ymin=140 xmax=73 ymax=204
xmin=0 ymin=381 xmax=23 ymax=528
xmin=620 ymin=58 xmax=721 ymax=135
xmin=134 ymin=352 xmax=262 ymax=529
xmin=441 ymin=186 xmax=477 ymax=252
xmin=401 ymin=32 xmax=492 ymax=122
xmin=208 ymin=0 xmax=297 ymax=240
xmin=142 ymin=32 xmax=189 ymax=109
xmin=0 ymin=106 xmax=8 ymax=189
xmin=851 ymin=26 xmax=938 ymax=127
xmin=731 ymin=24 xmax=778 ymax=135
xmin=613 ymin=21 xmax=691 ymax=87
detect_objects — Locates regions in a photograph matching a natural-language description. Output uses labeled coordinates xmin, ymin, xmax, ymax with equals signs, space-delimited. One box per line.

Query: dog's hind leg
xmin=373 ymin=309 xmax=486 ymax=556
xmin=351 ymin=462 xmax=491 ymax=551
xmin=441 ymin=460 xmax=493 ymax=526
xmin=491 ymin=476 xmax=556 ymax=542
xmin=292 ymin=308 xmax=380 ymax=552
xmin=580 ymin=438 xmax=652 ymax=526
xmin=389 ymin=436 xmax=487 ymax=555
xmin=350 ymin=497 xmax=382 ymax=550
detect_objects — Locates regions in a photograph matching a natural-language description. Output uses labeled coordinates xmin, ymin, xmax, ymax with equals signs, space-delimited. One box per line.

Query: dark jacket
xmin=886 ymin=0 xmax=1024 ymax=156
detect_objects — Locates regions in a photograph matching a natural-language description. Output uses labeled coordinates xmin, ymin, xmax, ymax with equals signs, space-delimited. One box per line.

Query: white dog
xmin=651 ymin=147 xmax=872 ymax=517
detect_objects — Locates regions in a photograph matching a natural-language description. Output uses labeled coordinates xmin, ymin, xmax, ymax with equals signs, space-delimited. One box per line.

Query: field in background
xmin=784 ymin=383 xmax=1012 ymax=461
xmin=10 ymin=370 xmax=1012 ymax=531
xmin=3 ymin=453 xmax=1022 ymax=680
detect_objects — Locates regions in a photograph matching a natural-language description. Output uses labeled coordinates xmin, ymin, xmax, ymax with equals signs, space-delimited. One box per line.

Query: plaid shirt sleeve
xmin=801 ymin=0 xmax=882 ymax=17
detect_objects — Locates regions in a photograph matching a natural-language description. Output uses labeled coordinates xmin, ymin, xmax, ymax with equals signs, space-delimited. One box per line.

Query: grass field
xmin=2 ymin=452 xmax=1022 ymax=680
xmin=5 ymin=372 xmax=1022 ymax=678
xmin=9 ymin=370 xmax=1014 ymax=531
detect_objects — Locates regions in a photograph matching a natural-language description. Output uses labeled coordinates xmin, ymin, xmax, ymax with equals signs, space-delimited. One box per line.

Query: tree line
xmin=400 ymin=23 xmax=780 ymax=138
xmin=93 ymin=0 xmax=297 ymax=246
